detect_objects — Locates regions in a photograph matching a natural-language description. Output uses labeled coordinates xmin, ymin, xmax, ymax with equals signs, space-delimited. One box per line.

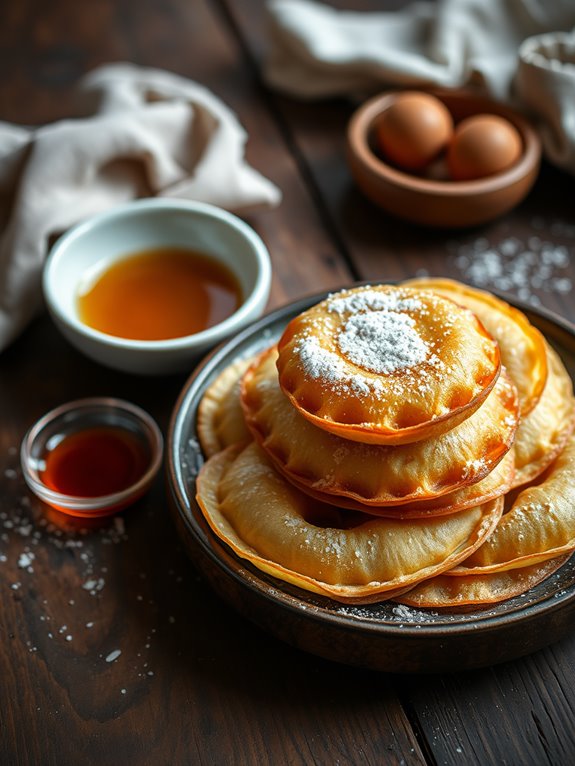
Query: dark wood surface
xmin=1 ymin=1 xmax=574 ymax=764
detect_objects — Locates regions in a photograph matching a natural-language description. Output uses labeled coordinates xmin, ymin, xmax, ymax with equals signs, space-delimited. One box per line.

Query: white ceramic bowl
xmin=43 ymin=199 xmax=272 ymax=375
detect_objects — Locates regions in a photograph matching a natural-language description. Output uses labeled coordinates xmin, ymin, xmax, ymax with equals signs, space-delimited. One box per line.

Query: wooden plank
xmin=226 ymin=0 xmax=575 ymax=323
xmin=0 ymin=0 xmax=426 ymax=764
xmin=0 ymin=327 xmax=429 ymax=766
xmin=0 ymin=0 xmax=351 ymax=309
xmin=395 ymin=637 xmax=575 ymax=765
xmin=225 ymin=1 xmax=575 ymax=765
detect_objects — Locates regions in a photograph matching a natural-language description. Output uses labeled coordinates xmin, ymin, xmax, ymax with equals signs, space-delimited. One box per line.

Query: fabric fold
xmin=0 ymin=62 xmax=281 ymax=352
xmin=264 ymin=0 xmax=575 ymax=174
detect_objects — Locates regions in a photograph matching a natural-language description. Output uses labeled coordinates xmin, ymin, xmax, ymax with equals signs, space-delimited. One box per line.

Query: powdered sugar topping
xmin=338 ymin=310 xmax=429 ymax=374
xmin=327 ymin=289 xmax=425 ymax=316
xmin=295 ymin=288 xmax=437 ymax=383
xmin=295 ymin=335 xmax=385 ymax=395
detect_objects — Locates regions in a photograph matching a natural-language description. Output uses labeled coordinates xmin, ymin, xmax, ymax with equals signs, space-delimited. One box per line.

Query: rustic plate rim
xmin=167 ymin=283 xmax=575 ymax=642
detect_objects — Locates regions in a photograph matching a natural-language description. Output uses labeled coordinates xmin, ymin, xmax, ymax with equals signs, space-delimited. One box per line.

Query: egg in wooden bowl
xmin=346 ymin=89 xmax=541 ymax=228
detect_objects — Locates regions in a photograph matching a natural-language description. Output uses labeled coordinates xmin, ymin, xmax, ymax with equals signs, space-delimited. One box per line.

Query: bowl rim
xmin=347 ymin=88 xmax=542 ymax=197
xmin=42 ymin=198 xmax=272 ymax=352
xmin=165 ymin=284 xmax=575 ymax=672
xmin=20 ymin=396 xmax=164 ymax=515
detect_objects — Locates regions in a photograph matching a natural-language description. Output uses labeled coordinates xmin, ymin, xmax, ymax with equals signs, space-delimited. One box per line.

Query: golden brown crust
xmin=511 ymin=343 xmax=575 ymax=488
xmin=450 ymin=434 xmax=575 ymax=574
xmin=395 ymin=555 xmax=570 ymax=609
xmin=197 ymin=356 xmax=253 ymax=457
xmin=403 ymin=277 xmax=548 ymax=416
xmin=286 ymin=450 xmax=515 ymax=519
xmin=242 ymin=345 xmax=518 ymax=507
xmin=193 ymin=279 xmax=574 ymax=609
xmin=276 ymin=285 xmax=500 ymax=445
xmin=195 ymin=442 xmax=503 ymax=603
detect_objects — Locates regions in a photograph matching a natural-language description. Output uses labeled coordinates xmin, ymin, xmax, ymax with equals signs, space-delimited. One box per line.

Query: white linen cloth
xmin=265 ymin=0 xmax=575 ymax=173
xmin=0 ymin=63 xmax=281 ymax=352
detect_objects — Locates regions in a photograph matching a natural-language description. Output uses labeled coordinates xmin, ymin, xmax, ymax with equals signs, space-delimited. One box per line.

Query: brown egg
xmin=375 ymin=91 xmax=454 ymax=172
xmin=448 ymin=114 xmax=523 ymax=181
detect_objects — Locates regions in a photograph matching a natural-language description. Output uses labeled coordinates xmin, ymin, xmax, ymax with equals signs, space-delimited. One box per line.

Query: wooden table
xmin=1 ymin=2 xmax=575 ymax=764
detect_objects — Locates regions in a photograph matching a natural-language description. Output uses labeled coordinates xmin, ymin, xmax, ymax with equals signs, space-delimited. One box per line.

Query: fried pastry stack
xmin=196 ymin=282 xmax=575 ymax=609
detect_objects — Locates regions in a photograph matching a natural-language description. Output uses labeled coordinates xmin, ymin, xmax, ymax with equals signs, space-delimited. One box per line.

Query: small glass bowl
xmin=21 ymin=397 xmax=163 ymax=518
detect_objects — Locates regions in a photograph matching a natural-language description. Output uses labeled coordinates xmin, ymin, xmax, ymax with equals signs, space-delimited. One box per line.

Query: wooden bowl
xmin=346 ymin=90 xmax=542 ymax=228
xmin=167 ymin=288 xmax=575 ymax=674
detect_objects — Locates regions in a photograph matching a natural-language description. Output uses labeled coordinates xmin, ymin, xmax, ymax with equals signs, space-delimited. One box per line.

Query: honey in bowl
xmin=40 ymin=426 xmax=150 ymax=498
xmin=20 ymin=398 xmax=164 ymax=518
xmin=77 ymin=247 xmax=242 ymax=341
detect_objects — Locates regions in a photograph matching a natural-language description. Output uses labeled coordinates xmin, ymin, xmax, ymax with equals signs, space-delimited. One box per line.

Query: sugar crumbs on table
xmin=82 ymin=577 xmax=106 ymax=595
xmin=105 ymin=649 xmax=122 ymax=663
xmin=450 ymin=228 xmax=572 ymax=305
xmin=17 ymin=551 xmax=35 ymax=571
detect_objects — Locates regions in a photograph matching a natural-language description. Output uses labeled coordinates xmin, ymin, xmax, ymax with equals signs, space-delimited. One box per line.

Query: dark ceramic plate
xmin=167 ymin=289 xmax=575 ymax=673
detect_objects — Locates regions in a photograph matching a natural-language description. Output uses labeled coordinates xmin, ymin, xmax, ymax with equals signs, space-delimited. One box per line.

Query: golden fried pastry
xmin=196 ymin=442 xmax=504 ymax=603
xmin=201 ymin=351 xmax=514 ymax=518
xmin=395 ymin=555 xmax=570 ymax=608
xmin=289 ymin=450 xmax=515 ymax=519
xmin=276 ymin=285 xmax=500 ymax=445
xmin=193 ymin=279 xmax=574 ymax=611
xmin=449 ymin=434 xmax=575 ymax=574
xmin=403 ymin=277 xmax=547 ymax=416
xmin=197 ymin=357 xmax=253 ymax=457
xmin=242 ymin=346 xmax=519 ymax=507
xmin=512 ymin=344 xmax=575 ymax=488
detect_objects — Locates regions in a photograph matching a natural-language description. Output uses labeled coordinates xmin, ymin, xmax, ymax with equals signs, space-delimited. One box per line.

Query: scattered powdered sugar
xmin=296 ymin=335 xmax=348 ymax=383
xmin=390 ymin=603 xmax=433 ymax=623
xmin=0 ymin=447 xmax=191 ymax=697
xmin=449 ymin=228 xmax=572 ymax=305
xmin=334 ymin=601 xmax=442 ymax=625
xmin=337 ymin=311 xmax=429 ymax=374
xmin=18 ymin=551 xmax=35 ymax=571
xmin=327 ymin=288 xmax=424 ymax=316
xmin=82 ymin=577 xmax=106 ymax=596
xmin=295 ymin=335 xmax=385 ymax=395
xmin=295 ymin=287 xmax=445 ymax=387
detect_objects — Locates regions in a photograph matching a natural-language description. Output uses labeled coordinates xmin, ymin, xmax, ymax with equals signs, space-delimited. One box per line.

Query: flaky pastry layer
xmin=276 ymin=285 xmax=500 ymax=444
xmin=511 ymin=343 xmax=575 ymax=488
xmin=396 ymin=555 xmax=569 ymax=608
xmin=242 ymin=346 xmax=518 ymax=507
xmin=195 ymin=442 xmax=503 ymax=603
xmin=403 ymin=277 xmax=548 ymax=416
xmin=450 ymin=434 xmax=575 ymax=573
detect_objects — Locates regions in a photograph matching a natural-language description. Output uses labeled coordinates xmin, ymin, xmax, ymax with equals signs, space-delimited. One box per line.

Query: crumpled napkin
xmin=0 ymin=63 xmax=281 ymax=352
xmin=265 ymin=0 xmax=575 ymax=173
